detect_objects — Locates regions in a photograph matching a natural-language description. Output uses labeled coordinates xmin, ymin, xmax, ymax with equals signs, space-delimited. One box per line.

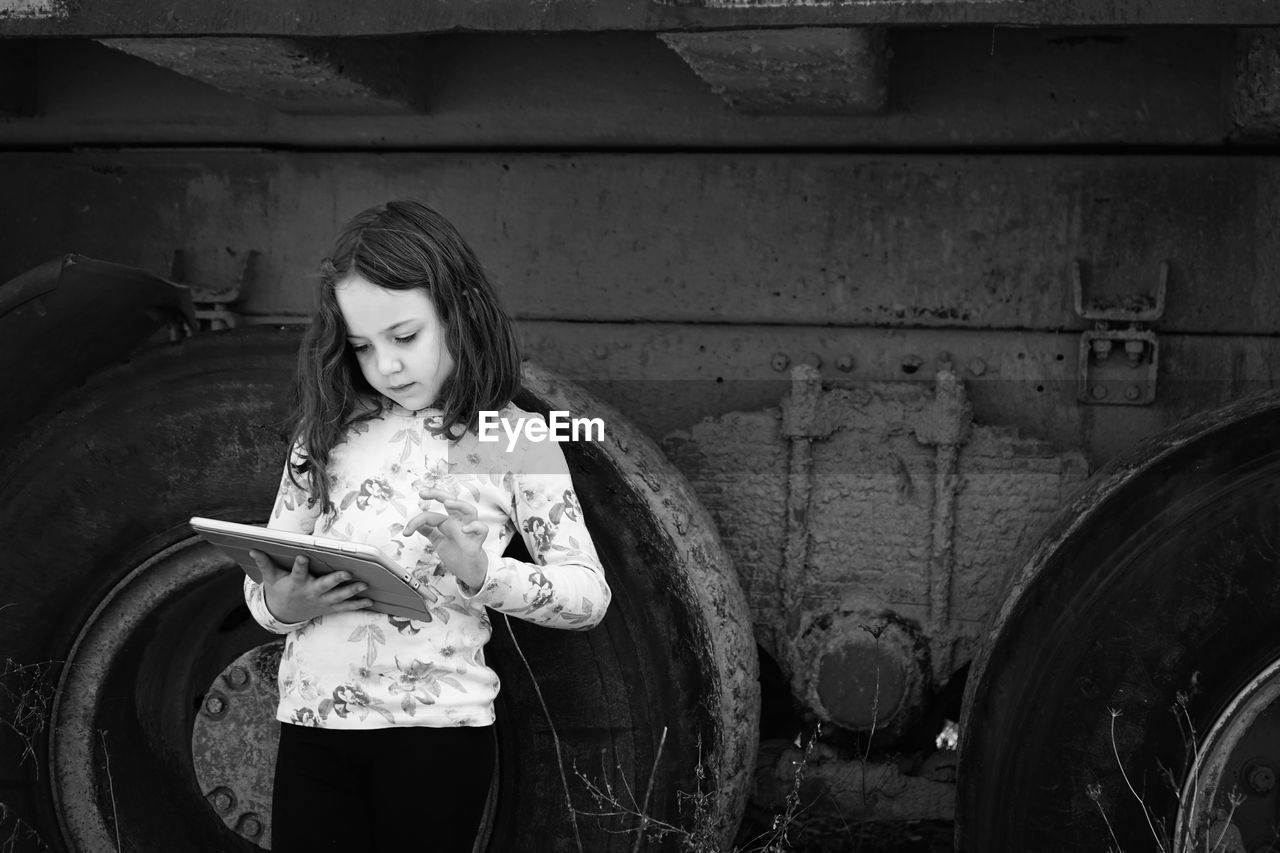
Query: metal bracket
xmin=171 ymin=248 xmax=258 ymax=330
xmin=1073 ymin=260 xmax=1167 ymax=406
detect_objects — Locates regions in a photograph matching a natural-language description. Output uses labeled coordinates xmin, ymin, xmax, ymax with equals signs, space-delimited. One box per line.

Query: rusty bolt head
xmin=224 ymin=666 xmax=250 ymax=690
xmin=1124 ymin=339 xmax=1145 ymax=366
xmin=239 ymin=815 xmax=264 ymax=838
xmin=1091 ymin=384 xmax=1108 ymax=400
xmin=1247 ymin=763 xmax=1276 ymax=794
xmin=1091 ymin=339 xmax=1113 ymax=363
xmin=1124 ymin=384 xmax=1142 ymax=402
xmin=801 ymin=352 xmax=822 ymax=369
xmin=900 ymin=354 xmax=923 ymax=375
xmin=203 ymin=692 xmax=227 ymax=717
xmin=771 ymin=353 xmax=790 ymax=372
xmin=836 ymin=354 xmax=855 ymax=373
xmin=967 ymin=358 xmax=987 ymax=377
xmin=208 ymin=788 xmax=235 ymax=814
xmin=936 ymin=351 xmax=953 ymax=369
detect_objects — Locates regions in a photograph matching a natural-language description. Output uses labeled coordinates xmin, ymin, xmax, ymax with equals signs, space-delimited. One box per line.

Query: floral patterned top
xmin=244 ymin=401 xmax=611 ymax=729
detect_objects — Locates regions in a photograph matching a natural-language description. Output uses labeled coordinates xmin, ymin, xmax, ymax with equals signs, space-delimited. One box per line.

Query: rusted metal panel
xmin=96 ymin=37 xmax=425 ymax=114
xmin=1232 ymin=27 xmax=1280 ymax=138
xmin=0 ymin=30 xmax=1233 ymax=147
xmin=5 ymin=0 xmax=1280 ymax=36
xmin=0 ymin=0 xmax=68 ymax=21
xmin=5 ymin=152 xmax=1280 ymax=333
xmin=660 ymin=27 xmax=887 ymax=115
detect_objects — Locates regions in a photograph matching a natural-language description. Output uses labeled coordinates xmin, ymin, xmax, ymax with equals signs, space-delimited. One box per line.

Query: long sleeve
xmin=243 ymin=447 xmax=323 ymax=634
xmin=467 ymin=433 xmax=611 ymax=631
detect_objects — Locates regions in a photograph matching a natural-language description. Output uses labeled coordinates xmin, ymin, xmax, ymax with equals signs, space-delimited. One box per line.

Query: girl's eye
xmin=350 ymin=343 xmax=369 ymax=354
xmin=394 ymin=333 xmax=418 ymax=345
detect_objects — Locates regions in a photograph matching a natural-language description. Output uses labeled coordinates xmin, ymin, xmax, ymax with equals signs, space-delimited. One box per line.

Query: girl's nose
xmin=378 ymin=352 xmax=403 ymax=376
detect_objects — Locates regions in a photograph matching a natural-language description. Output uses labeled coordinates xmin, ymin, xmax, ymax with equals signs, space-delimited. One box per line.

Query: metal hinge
xmin=1073 ymin=260 xmax=1167 ymax=406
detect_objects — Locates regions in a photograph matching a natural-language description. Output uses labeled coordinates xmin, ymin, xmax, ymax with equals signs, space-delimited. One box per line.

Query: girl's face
xmin=336 ymin=274 xmax=456 ymax=412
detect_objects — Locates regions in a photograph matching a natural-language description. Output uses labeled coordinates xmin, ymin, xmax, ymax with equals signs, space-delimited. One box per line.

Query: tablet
xmin=189 ymin=516 xmax=433 ymax=622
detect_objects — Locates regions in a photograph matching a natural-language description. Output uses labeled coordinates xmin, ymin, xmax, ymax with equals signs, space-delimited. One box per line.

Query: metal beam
xmin=95 ymin=37 xmax=425 ymax=114
xmin=4 ymin=1 xmax=1280 ymax=37
xmin=661 ymin=27 xmax=887 ymax=115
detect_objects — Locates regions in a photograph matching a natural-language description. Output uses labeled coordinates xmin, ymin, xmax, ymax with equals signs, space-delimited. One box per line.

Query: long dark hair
xmin=287 ymin=200 xmax=521 ymax=513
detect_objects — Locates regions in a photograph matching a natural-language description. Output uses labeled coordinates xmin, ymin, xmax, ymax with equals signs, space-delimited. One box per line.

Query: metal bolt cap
xmin=1124 ymin=384 xmax=1142 ymax=401
xmin=1246 ymin=763 xmax=1276 ymax=794
xmin=771 ymin=353 xmax=790 ymax=372
xmin=203 ymin=692 xmax=227 ymax=716
xmin=239 ymin=815 xmax=264 ymax=838
xmin=835 ymin=354 xmax=855 ymax=373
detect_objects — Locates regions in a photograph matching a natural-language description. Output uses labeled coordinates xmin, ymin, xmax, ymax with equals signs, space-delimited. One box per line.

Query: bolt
xmin=1124 ymin=384 xmax=1142 ymax=402
xmin=1091 ymin=339 xmax=1113 ymax=364
xmin=936 ymin=351 xmax=953 ymax=370
xmin=204 ymin=693 xmax=227 ymax=717
xmin=208 ymin=788 xmax=235 ymax=813
xmin=225 ymin=666 xmax=250 ymax=689
xmin=967 ymin=358 xmax=987 ymax=377
xmin=801 ymin=352 xmax=822 ymax=369
xmin=836 ymin=354 xmax=855 ymax=373
xmin=239 ymin=815 xmax=263 ymax=838
xmin=1125 ymin=339 xmax=1145 ymax=366
xmin=1091 ymin=384 xmax=1108 ymax=400
xmin=771 ymin=353 xmax=790 ymax=372
xmin=592 ymin=344 xmax=608 ymax=360
xmin=900 ymin=354 xmax=923 ymax=375
xmin=1247 ymin=763 xmax=1276 ymax=794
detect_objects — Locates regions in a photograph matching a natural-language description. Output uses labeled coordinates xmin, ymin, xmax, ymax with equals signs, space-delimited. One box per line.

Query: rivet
xmin=225 ymin=666 xmax=250 ymax=690
xmin=1124 ymin=384 xmax=1141 ymax=401
xmin=836 ymin=355 xmax=855 ymax=373
xmin=967 ymin=358 xmax=987 ymax=377
xmin=592 ymin=345 xmax=609 ymax=359
xmin=203 ymin=692 xmax=227 ymax=717
xmin=900 ymin=354 xmax=923 ymax=375
xmin=801 ymin=352 xmax=822 ymax=369
xmin=239 ymin=815 xmax=264 ymax=838
xmin=1091 ymin=385 xmax=1108 ymax=400
xmin=771 ymin=353 xmax=791 ymax=372
xmin=208 ymin=787 xmax=236 ymax=814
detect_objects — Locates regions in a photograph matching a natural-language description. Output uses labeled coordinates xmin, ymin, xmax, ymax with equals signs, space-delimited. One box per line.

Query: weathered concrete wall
xmin=0 ymin=29 xmax=1239 ymax=146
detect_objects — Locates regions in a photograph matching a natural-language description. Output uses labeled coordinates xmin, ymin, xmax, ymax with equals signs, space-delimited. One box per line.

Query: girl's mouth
xmin=390 ymin=382 xmax=416 ymax=392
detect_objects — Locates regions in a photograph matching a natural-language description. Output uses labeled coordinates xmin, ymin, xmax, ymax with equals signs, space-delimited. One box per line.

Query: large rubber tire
xmin=958 ymin=392 xmax=1280 ymax=851
xmin=0 ymin=327 xmax=758 ymax=853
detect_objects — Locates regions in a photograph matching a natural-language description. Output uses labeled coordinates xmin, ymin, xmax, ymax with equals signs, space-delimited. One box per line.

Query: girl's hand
xmin=251 ymin=551 xmax=372 ymax=624
xmin=405 ymin=488 xmax=490 ymax=591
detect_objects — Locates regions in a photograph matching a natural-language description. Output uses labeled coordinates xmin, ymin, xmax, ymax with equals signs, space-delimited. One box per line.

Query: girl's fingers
xmin=250 ymin=550 xmax=285 ymax=583
xmin=315 ymin=571 xmax=355 ymax=592
xmin=438 ymin=498 xmax=478 ymax=522
xmin=290 ymin=554 xmax=310 ymax=579
xmin=330 ymin=597 xmax=372 ymax=612
xmin=404 ymin=510 xmax=447 ymax=536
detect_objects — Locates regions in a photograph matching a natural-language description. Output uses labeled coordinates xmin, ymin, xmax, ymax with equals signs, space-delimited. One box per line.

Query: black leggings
xmin=271 ymin=722 xmax=496 ymax=853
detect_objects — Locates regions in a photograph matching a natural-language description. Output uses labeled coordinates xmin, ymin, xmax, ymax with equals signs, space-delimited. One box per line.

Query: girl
xmin=243 ymin=200 xmax=611 ymax=852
